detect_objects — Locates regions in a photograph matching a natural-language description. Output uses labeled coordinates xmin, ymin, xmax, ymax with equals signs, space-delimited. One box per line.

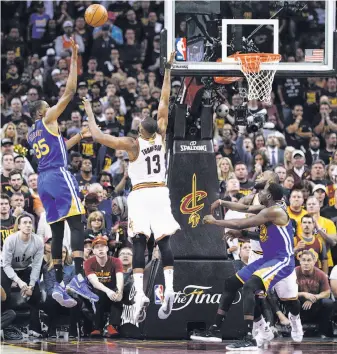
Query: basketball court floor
xmin=1 ymin=338 xmax=337 ymax=354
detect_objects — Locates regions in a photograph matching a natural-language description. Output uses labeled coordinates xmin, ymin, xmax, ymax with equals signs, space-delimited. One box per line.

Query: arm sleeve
xmin=29 ymin=239 xmax=44 ymax=286
xmin=2 ymin=236 xmax=20 ymax=283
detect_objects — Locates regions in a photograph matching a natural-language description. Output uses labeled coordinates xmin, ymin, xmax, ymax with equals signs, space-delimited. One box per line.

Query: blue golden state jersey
xmin=259 ymin=203 xmax=294 ymax=258
xmin=28 ymin=119 xmax=67 ymax=173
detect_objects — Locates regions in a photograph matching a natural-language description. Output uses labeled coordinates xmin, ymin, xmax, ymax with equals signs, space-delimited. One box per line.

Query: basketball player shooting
xmin=27 ymin=38 xmax=99 ymax=308
xmin=83 ymin=51 xmax=180 ymax=322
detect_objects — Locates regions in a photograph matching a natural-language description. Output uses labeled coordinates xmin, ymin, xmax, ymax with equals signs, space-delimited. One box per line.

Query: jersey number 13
xmin=145 ymin=154 xmax=161 ymax=175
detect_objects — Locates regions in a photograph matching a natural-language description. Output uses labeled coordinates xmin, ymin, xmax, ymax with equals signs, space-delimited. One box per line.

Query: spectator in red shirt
xmin=84 ymin=236 xmax=124 ymax=338
xmin=296 ymin=250 xmax=334 ymax=336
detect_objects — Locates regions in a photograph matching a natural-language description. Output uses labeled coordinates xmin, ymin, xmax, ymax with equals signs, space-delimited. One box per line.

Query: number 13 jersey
xmin=128 ymin=133 xmax=166 ymax=186
xmin=28 ymin=119 xmax=67 ymax=173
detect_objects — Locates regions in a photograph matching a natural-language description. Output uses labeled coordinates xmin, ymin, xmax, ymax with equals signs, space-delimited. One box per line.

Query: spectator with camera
xmin=84 ymin=236 xmax=124 ymax=337
xmin=296 ymin=250 xmax=334 ymax=337
xmin=1 ymin=214 xmax=44 ymax=337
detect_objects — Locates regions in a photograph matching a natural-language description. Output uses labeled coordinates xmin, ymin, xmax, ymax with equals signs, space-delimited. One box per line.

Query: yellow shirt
xmin=287 ymin=207 xmax=307 ymax=234
xmin=297 ymin=215 xmax=336 ymax=267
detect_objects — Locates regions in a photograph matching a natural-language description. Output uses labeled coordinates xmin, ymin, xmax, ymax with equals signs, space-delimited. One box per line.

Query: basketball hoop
xmin=233 ymin=53 xmax=281 ymax=103
xmin=214 ymin=57 xmax=241 ymax=85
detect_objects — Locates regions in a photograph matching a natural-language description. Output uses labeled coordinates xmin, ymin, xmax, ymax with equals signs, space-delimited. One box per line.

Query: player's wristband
xmin=79 ymin=132 xmax=83 ymax=139
xmin=165 ymin=62 xmax=172 ymax=70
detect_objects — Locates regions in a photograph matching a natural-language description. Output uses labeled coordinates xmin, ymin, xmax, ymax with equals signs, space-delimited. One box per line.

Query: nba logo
xmin=154 ymin=284 xmax=164 ymax=304
xmin=175 ymin=38 xmax=187 ymax=61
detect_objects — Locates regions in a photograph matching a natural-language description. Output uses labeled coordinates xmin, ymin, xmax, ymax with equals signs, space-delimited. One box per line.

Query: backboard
xmin=163 ymin=0 xmax=337 ymax=77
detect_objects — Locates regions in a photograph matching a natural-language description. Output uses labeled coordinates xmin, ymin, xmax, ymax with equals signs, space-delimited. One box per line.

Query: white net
xmin=235 ymin=54 xmax=281 ymax=103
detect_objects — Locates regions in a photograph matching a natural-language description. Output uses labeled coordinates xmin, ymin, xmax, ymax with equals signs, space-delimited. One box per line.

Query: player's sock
xmin=245 ymin=319 xmax=254 ymax=335
xmin=74 ymin=257 xmax=84 ymax=276
xmin=254 ymin=316 xmax=266 ymax=328
xmin=215 ymin=312 xmax=226 ymax=328
xmin=133 ymin=272 xmax=144 ymax=294
xmin=54 ymin=263 xmax=63 ymax=283
xmin=163 ymin=268 xmax=174 ymax=291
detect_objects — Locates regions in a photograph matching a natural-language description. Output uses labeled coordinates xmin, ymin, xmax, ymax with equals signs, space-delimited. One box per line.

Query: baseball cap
xmin=292 ymin=150 xmax=305 ymax=158
xmin=1 ymin=138 xmax=14 ymax=146
xmin=51 ymin=68 xmax=60 ymax=76
xmin=172 ymin=80 xmax=181 ymax=87
xmin=46 ymin=48 xmax=55 ymax=56
xmin=154 ymin=35 xmax=160 ymax=42
xmin=63 ymin=21 xmax=73 ymax=28
xmin=84 ymin=238 xmax=93 ymax=245
xmin=92 ymin=236 xmax=108 ymax=248
xmin=78 ymin=81 xmax=87 ymax=88
xmin=102 ymin=24 xmax=110 ymax=31
xmin=313 ymin=184 xmax=327 ymax=193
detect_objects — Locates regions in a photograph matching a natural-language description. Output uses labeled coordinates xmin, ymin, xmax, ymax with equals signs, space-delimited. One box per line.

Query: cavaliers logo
xmin=259 ymin=224 xmax=268 ymax=242
xmin=180 ymin=174 xmax=207 ymax=228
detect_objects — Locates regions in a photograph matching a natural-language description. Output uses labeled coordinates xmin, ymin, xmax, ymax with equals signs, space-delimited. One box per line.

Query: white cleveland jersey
xmin=129 ymin=133 xmax=166 ymax=186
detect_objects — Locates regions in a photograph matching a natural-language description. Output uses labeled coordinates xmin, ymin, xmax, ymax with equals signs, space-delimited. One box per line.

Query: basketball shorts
xmin=38 ymin=167 xmax=85 ymax=224
xmin=127 ymin=186 xmax=180 ymax=241
xmin=236 ymin=255 xmax=296 ymax=294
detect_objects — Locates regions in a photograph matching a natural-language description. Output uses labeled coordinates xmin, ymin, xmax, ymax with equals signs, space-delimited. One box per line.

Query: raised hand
xmin=70 ymin=37 xmax=79 ymax=58
xmin=81 ymin=126 xmax=91 ymax=139
xmin=168 ymin=51 xmax=175 ymax=65
xmin=82 ymin=98 xmax=93 ymax=115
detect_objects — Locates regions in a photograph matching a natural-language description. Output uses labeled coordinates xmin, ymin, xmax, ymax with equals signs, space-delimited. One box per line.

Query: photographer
xmin=84 ymin=236 xmax=124 ymax=338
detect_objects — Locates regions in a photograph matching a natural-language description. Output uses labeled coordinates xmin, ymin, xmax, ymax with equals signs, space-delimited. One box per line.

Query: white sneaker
xmin=158 ymin=289 xmax=175 ymax=320
xmin=252 ymin=321 xmax=258 ymax=338
xmin=288 ymin=313 xmax=303 ymax=342
xmin=133 ymin=292 xmax=150 ymax=323
xmin=254 ymin=325 xmax=274 ymax=347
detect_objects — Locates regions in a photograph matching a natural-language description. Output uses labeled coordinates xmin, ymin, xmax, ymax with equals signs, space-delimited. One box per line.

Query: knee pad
xmin=132 ymin=234 xmax=147 ymax=269
xmin=243 ymin=275 xmax=265 ymax=293
xmin=157 ymin=236 xmax=174 ymax=267
xmin=224 ymin=275 xmax=243 ymax=292
xmin=284 ymin=299 xmax=300 ymax=316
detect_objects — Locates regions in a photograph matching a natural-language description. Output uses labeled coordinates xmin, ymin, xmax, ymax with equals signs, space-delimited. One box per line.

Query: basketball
xmin=84 ymin=4 xmax=108 ymax=27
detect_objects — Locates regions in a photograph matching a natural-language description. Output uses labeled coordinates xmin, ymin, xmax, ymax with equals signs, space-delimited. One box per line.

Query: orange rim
xmin=233 ymin=53 xmax=281 ymax=73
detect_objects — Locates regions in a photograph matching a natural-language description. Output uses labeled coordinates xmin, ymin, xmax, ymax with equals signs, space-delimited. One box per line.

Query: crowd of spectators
xmin=1 ymin=0 xmax=337 ymax=341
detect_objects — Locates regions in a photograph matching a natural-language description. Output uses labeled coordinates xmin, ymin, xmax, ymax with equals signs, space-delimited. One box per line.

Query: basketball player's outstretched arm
xmin=44 ymin=38 xmax=78 ymax=125
xmin=83 ymin=99 xmax=137 ymax=155
xmin=211 ymin=198 xmax=264 ymax=215
xmin=157 ymin=52 xmax=175 ymax=135
xmin=204 ymin=207 xmax=283 ymax=230
xmin=65 ymin=127 xmax=91 ymax=150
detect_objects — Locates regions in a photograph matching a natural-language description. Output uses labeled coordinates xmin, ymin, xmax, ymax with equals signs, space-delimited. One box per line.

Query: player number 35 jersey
xmin=128 ymin=133 xmax=166 ymax=186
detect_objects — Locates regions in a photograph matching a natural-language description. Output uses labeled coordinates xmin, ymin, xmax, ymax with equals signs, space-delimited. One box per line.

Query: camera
xmin=235 ymin=106 xmax=267 ymax=133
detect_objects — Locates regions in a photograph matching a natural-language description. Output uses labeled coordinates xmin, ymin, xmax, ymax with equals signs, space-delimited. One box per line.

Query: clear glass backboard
xmin=163 ymin=0 xmax=337 ymax=77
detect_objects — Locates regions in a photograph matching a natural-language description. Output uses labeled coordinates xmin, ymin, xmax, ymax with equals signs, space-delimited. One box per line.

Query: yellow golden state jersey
xmin=129 ymin=133 xmax=166 ymax=186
